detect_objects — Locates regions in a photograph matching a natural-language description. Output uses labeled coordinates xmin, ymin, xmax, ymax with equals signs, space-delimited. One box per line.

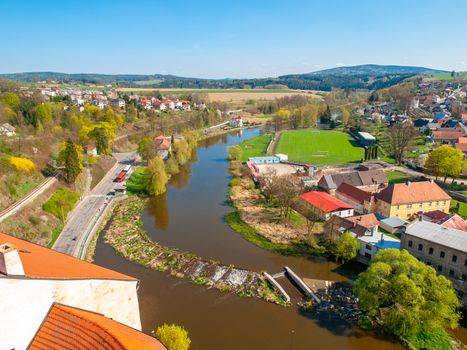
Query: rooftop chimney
xmin=0 ymin=244 xmax=25 ymax=276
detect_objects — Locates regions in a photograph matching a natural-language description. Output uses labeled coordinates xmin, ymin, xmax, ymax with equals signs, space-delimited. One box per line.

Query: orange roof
xmin=345 ymin=213 xmax=379 ymax=230
xmin=376 ymin=181 xmax=451 ymax=205
xmin=0 ymin=233 xmax=135 ymax=281
xmin=29 ymin=304 xmax=166 ymax=350
xmin=458 ymin=137 xmax=467 ymax=144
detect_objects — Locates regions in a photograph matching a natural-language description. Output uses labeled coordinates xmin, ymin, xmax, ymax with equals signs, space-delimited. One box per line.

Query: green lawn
xmin=385 ymin=170 xmax=416 ymax=184
xmin=451 ymin=200 xmax=467 ymax=218
xmin=238 ymin=134 xmax=272 ymax=161
xmin=43 ymin=188 xmax=80 ymax=222
xmin=275 ymin=129 xmax=363 ymax=165
xmin=126 ymin=166 xmax=149 ymax=194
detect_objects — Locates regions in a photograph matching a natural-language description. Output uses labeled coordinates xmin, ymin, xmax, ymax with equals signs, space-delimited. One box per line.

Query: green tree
xmin=137 ymin=137 xmax=156 ymax=161
xmin=228 ymin=145 xmax=243 ymax=161
xmin=425 ymin=145 xmax=465 ymax=182
xmin=354 ymin=249 xmax=460 ymax=340
xmin=155 ymin=324 xmax=191 ymax=350
xmin=331 ymin=231 xmax=359 ymax=263
xmin=89 ymin=127 xmax=110 ymax=155
xmin=35 ymin=102 xmax=52 ymax=126
xmin=165 ymin=157 xmax=180 ymax=175
xmin=173 ymin=139 xmax=191 ymax=166
xmin=61 ymin=139 xmax=82 ymax=183
xmin=2 ymin=92 xmax=20 ymax=109
xmin=146 ymin=157 xmax=168 ymax=195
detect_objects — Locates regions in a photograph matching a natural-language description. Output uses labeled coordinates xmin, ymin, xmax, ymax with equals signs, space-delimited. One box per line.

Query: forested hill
xmin=0 ymin=64 xmax=448 ymax=91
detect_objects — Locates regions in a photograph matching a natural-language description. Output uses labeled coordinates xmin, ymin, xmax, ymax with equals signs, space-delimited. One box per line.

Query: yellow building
xmin=375 ymin=181 xmax=451 ymax=220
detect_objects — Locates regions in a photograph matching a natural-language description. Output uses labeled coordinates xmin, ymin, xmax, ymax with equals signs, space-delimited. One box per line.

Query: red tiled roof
xmin=336 ymin=182 xmax=372 ymax=204
xmin=442 ymin=214 xmax=467 ymax=232
xmin=301 ymin=191 xmax=353 ymax=213
xmin=345 ymin=213 xmax=379 ymax=230
xmin=455 ymin=143 xmax=467 ymax=153
xmin=375 ymin=181 xmax=451 ymax=205
xmin=153 ymin=135 xmax=171 ymax=150
xmin=29 ymin=304 xmax=166 ymax=350
xmin=0 ymin=233 xmax=136 ymax=281
xmin=433 ymin=130 xmax=464 ymax=140
xmin=422 ymin=210 xmax=451 ymax=224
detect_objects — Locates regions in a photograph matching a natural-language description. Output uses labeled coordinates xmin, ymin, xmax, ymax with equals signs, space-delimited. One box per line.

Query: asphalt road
xmin=53 ymin=152 xmax=136 ymax=257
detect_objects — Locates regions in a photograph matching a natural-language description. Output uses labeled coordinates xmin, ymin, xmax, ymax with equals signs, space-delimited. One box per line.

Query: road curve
xmin=53 ymin=152 xmax=136 ymax=257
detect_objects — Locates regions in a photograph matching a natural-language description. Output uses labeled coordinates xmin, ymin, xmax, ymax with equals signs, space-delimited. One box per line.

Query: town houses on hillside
xmin=0 ymin=232 xmax=165 ymax=350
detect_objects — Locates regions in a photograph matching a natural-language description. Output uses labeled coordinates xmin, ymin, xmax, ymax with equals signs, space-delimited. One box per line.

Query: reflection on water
xmin=93 ymin=127 xmax=427 ymax=349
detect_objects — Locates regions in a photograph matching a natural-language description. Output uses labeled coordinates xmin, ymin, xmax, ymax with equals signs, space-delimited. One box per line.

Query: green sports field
xmin=275 ymin=129 xmax=364 ymax=165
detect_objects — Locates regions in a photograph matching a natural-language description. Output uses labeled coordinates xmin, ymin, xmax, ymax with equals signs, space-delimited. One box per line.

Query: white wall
xmin=0 ymin=278 xmax=141 ymax=350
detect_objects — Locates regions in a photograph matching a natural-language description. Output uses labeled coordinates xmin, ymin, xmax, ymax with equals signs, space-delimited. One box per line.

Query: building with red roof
xmin=29 ymin=303 xmax=166 ymax=350
xmin=335 ymin=182 xmax=374 ymax=214
xmin=300 ymin=191 xmax=354 ymax=220
xmin=0 ymin=232 xmax=145 ymax=349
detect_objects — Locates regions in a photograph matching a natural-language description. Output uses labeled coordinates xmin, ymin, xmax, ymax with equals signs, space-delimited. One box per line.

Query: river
xmin=93 ymin=128 xmax=459 ymax=349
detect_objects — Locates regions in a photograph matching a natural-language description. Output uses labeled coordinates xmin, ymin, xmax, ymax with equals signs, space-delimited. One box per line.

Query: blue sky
xmin=0 ymin=0 xmax=466 ymax=78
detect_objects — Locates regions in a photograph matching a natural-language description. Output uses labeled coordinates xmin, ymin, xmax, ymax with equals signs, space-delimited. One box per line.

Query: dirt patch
xmin=230 ymin=178 xmax=314 ymax=245
xmin=90 ymin=155 xmax=117 ymax=190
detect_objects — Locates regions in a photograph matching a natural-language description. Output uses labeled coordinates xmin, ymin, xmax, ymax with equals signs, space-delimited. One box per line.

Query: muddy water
xmin=94 ymin=128 xmax=406 ymax=349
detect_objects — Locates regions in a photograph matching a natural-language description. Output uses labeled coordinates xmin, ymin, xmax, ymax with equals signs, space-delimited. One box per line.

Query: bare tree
xmin=385 ymin=123 xmax=417 ymax=164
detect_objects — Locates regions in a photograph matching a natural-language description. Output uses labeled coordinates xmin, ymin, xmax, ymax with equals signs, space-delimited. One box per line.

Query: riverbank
xmin=99 ymin=195 xmax=290 ymax=306
xmin=227 ymin=174 xmax=324 ymax=255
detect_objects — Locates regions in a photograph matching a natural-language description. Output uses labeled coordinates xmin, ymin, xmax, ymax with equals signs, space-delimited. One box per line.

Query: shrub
xmin=8 ymin=157 xmax=36 ymax=172
xmin=155 ymin=324 xmax=191 ymax=350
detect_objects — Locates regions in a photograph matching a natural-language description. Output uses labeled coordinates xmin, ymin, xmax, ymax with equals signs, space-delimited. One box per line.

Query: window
xmin=364 ymin=253 xmax=372 ymax=259
xmin=366 ymin=244 xmax=372 ymax=251
xmin=397 ymin=205 xmax=400 ymax=210
xmin=449 ymin=270 xmax=455 ymax=276
xmin=452 ymin=255 xmax=457 ymax=263
xmin=465 ymin=259 xmax=467 ymax=267
xmin=427 ymin=261 xmax=432 ymax=266
xmin=440 ymin=251 xmax=445 ymax=258
xmin=429 ymin=247 xmax=433 ymax=255
xmin=419 ymin=203 xmax=423 ymax=208
xmin=418 ymin=244 xmax=423 ymax=251
xmin=437 ymin=265 xmax=443 ymax=272
xmin=429 ymin=202 xmax=433 ymax=207
xmin=435 ymin=201 xmax=439 ymax=206
xmin=463 ymin=274 xmax=467 ymax=281
xmin=408 ymin=240 xmax=413 ymax=248
xmin=407 ymin=204 xmax=412 ymax=209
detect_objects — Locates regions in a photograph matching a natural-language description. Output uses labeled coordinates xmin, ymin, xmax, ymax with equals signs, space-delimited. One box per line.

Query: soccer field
xmin=275 ymin=129 xmax=364 ymax=165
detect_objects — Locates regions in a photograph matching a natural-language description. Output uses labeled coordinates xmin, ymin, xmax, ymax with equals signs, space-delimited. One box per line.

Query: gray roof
xmin=405 ymin=220 xmax=467 ymax=252
xmin=380 ymin=217 xmax=408 ymax=228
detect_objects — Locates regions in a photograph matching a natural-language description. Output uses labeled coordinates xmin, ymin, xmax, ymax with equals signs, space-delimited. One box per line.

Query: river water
xmin=93 ymin=128 xmax=460 ymax=349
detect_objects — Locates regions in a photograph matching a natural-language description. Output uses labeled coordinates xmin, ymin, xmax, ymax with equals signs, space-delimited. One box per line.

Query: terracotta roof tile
xmin=442 ymin=214 xmax=467 ymax=232
xmin=29 ymin=304 xmax=166 ymax=350
xmin=0 ymin=233 xmax=136 ymax=281
xmin=375 ymin=181 xmax=451 ymax=205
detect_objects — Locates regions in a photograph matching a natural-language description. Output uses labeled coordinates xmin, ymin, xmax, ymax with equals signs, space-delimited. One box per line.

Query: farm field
xmin=115 ymin=88 xmax=322 ymax=101
xmin=275 ymin=129 xmax=364 ymax=165
xmin=385 ymin=170 xmax=416 ymax=184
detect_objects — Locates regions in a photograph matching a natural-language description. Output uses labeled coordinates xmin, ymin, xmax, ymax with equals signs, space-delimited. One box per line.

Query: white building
xmin=0 ymin=123 xmax=16 ymax=137
xmin=0 ymin=233 xmax=143 ymax=350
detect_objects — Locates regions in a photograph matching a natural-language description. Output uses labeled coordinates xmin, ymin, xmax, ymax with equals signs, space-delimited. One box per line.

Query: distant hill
xmin=0 ymin=64 xmax=449 ymax=91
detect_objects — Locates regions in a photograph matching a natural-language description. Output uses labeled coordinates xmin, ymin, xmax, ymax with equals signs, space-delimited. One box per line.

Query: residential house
xmin=432 ymin=130 xmax=465 ymax=146
xmin=0 ymin=123 xmax=16 ymax=136
xmin=230 ymin=115 xmax=243 ymax=128
xmin=332 ymin=213 xmax=400 ymax=263
xmin=456 ymin=137 xmax=467 ymax=156
xmin=401 ymin=220 xmax=467 ymax=306
xmin=414 ymin=118 xmax=430 ymax=131
xmin=112 ymin=98 xmax=126 ymax=109
xmin=379 ymin=217 xmax=409 ymax=234
xmin=420 ymin=210 xmax=451 ymax=224
xmin=300 ymin=191 xmax=354 ymax=220
xmin=154 ymin=135 xmax=172 ymax=160
xmin=29 ymin=303 xmax=165 ymax=350
xmin=442 ymin=214 xmax=467 ymax=232
xmin=318 ymin=169 xmax=388 ymax=195
xmin=85 ymin=144 xmax=98 ymax=157
xmin=335 ymin=182 xmax=374 ymax=214
xmin=0 ymin=233 xmax=146 ymax=350
xmin=375 ymin=180 xmax=451 ymax=220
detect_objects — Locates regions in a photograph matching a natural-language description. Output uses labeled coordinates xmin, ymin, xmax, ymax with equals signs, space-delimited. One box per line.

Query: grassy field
xmin=238 ymin=134 xmax=272 ymax=161
xmin=426 ymin=72 xmax=467 ymax=81
xmin=42 ymin=188 xmax=80 ymax=222
xmin=451 ymin=200 xmax=467 ymax=218
xmin=385 ymin=170 xmax=416 ymax=184
xmin=275 ymin=129 xmax=364 ymax=165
